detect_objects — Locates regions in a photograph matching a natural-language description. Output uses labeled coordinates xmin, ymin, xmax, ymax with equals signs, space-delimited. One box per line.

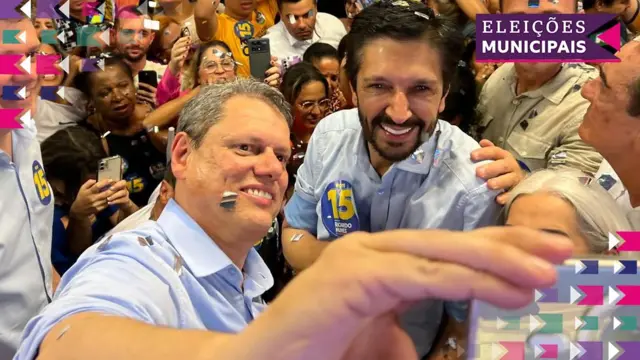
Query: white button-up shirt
xmin=264 ymin=12 xmax=347 ymax=60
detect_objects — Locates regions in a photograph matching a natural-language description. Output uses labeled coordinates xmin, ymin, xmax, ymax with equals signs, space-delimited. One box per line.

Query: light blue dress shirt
xmin=0 ymin=124 xmax=54 ymax=358
xmin=284 ymin=109 xmax=500 ymax=357
xmin=15 ymin=199 xmax=273 ymax=360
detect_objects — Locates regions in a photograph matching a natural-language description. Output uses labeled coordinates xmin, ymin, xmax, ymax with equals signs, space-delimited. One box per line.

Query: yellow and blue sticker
xmin=321 ymin=180 xmax=360 ymax=237
xmin=32 ymin=161 xmax=52 ymax=206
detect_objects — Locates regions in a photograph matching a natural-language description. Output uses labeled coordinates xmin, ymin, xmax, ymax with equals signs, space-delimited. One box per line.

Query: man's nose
xmin=385 ymin=91 xmax=412 ymax=124
xmin=255 ymin=148 xmax=285 ymax=179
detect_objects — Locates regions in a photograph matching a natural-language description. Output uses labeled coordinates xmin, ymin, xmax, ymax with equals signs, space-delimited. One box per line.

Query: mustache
xmin=371 ymin=112 xmax=424 ymax=130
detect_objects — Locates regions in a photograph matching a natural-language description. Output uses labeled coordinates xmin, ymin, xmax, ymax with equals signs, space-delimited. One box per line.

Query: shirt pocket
xmin=507 ymin=131 xmax=552 ymax=172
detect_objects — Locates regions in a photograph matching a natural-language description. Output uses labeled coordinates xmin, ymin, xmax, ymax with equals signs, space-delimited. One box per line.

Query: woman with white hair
xmin=504 ymin=169 xmax=632 ymax=254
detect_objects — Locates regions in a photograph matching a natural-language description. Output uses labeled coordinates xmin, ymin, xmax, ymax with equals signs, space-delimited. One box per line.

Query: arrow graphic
xmin=578 ymin=285 xmax=604 ymax=305
xmin=0 ymin=109 xmax=24 ymax=129
xmin=616 ymin=231 xmax=640 ymax=252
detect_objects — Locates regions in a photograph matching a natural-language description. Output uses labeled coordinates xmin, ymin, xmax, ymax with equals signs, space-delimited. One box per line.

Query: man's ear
xmin=170 ymin=132 xmax=192 ymax=181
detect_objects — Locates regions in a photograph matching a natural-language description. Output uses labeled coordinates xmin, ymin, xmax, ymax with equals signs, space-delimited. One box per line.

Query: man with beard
xmin=281 ymin=2 xmax=520 ymax=359
xmin=476 ymin=0 xmax=602 ymax=176
xmin=114 ymin=7 xmax=167 ymax=106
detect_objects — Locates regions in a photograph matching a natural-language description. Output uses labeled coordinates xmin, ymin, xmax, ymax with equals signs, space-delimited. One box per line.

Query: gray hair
xmin=177 ymin=78 xmax=293 ymax=148
xmin=504 ymin=169 xmax=631 ymax=253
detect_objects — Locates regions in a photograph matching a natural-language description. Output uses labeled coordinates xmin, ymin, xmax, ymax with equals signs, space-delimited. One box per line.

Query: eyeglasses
xmin=200 ymin=59 xmax=235 ymax=73
xmin=298 ymin=98 xmax=330 ymax=111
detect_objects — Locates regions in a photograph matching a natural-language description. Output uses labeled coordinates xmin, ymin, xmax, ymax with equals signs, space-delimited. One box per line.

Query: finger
xmin=93 ymin=179 xmax=114 ymax=192
xmin=338 ymin=252 xmax=538 ymax=318
xmin=479 ymin=139 xmax=495 ymax=148
xmin=361 ymin=227 xmax=573 ymax=283
xmin=107 ymin=190 xmax=128 ymax=204
xmin=487 ymin=172 xmax=520 ymax=191
xmin=496 ymin=192 xmax=510 ymax=205
xmin=264 ymin=73 xmax=279 ymax=84
xmin=476 ymin=158 xmax=512 ymax=179
xmin=109 ymin=180 xmax=127 ymax=191
xmin=470 ymin=145 xmax=504 ymax=162
xmin=265 ymin=66 xmax=279 ymax=76
xmin=137 ymin=95 xmax=155 ymax=104
xmin=80 ymin=179 xmax=97 ymax=190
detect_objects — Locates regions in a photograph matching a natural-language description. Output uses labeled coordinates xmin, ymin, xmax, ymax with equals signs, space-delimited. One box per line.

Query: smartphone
xmin=249 ymin=38 xmax=271 ymax=81
xmin=97 ymin=156 xmax=124 ymax=182
xmin=138 ymin=70 xmax=158 ymax=88
xmin=466 ymin=256 xmax=640 ymax=359
xmin=527 ymin=0 xmax=540 ymax=8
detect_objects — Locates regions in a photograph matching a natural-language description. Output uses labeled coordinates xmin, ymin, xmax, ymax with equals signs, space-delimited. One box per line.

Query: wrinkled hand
xmin=137 ymin=83 xmax=157 ymax=106
xmin=169 ymin=36 xmax=191 ymax=74
xmin=264 ymin=56 xmax=281 ymax=88
xmin=69 ymin=179 xmax=115 ymax=219
xmin=471 ymin=139 xmax=525 ymax=205
xmin=244 ymin=227 xmax=572 ymax=360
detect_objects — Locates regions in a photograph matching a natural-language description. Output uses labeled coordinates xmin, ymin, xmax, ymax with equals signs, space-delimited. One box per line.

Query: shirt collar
xmin=396 ymin=121 xmax=444 ymax=175
xmin=157 ymin=199 xmax=273 ymax=293
xmin=507 ymin=64 xmax=587 ymax=105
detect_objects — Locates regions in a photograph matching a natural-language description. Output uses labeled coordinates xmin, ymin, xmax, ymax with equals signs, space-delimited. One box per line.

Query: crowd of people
xmin=1 ymin=0 xmax=639 ymax=359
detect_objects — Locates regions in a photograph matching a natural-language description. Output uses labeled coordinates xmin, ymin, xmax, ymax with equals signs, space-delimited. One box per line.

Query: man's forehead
xmin=119 ymin=16 xmax=146 ymax=29
xmin=282 ymin=0 xmax=314 ymax=13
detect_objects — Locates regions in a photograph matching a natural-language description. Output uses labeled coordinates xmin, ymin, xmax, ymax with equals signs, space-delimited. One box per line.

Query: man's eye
xmin=414 ymin=85 xmax=430 ymax=92
xmin=238 ymin=144 xmax=251 ymax=152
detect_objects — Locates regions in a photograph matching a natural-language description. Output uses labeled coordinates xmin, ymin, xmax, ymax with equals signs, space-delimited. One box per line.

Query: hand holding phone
xmin=137 ymin=70 xmax=158 ymax=106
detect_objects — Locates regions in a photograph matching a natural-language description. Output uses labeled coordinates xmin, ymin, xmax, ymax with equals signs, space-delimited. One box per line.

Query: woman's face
xmin=34 ymin=18 xmax=54 ymax=39
xmin=294 ymin=80 xmax=330 ymax=133
xmin=197 ymin=45 xmax=237 ymax=85
xmin=89 ymin=65 xmax=137 ymax=122
xmin=506 ymin=192 xmax=591 ymax=254
xmin=39 ymin=44 xmax=64 ymax=87
xmin=313 ymin=57 xmax=340 ymax=93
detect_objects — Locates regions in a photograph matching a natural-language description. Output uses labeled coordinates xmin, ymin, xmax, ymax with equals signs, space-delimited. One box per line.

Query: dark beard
xmin=123 ymin=49 xmax=146 ymax=63
xmin=358 ymin=108 xmax=427 ymax=162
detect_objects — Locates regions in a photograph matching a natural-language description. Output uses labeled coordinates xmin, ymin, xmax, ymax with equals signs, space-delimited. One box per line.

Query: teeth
xmin=381 ymin=124 xmax=413 ymax=135
xmin=246 ymin=189 xmax=272 ymax=200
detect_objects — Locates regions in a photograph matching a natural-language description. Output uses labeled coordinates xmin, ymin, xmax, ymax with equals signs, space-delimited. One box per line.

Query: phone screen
xmin=138 ymin=71 xmax=158 ymax=88
xmin=466 ymin=258 xmax=640 ymax=360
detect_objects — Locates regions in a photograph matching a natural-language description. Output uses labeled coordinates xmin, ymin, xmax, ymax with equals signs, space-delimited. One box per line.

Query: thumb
xmin=479 ymin=139 xmax=495 ymax=148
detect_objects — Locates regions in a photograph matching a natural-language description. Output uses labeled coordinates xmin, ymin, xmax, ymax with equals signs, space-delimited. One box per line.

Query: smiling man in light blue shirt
xmin=282 ymin=3 xmax=502 ymax=359
xmin=15 ymin=79 xmax=294 ymax=360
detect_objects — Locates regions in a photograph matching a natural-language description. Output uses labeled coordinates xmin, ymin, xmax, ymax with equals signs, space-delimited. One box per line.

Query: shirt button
xmin=377 ymin=189 xmax=384 ymax=195
xmin=498 ymin=137 xmax=504 ymax=143
xmin=512 ymin=99 xmax=520 ymax=105
xmin=521 ymin=151 xmax=528 ymax=156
